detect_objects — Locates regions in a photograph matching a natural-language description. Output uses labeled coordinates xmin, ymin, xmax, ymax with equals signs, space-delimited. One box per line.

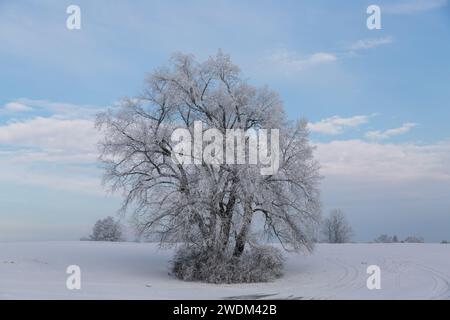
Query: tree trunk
xmin=233 ymin=200 xmax=253 ymax=258
xmin=220 ymin=215 xmax=232 ymax=251
xmin=219 ymin=181 xmax=237 ymax=252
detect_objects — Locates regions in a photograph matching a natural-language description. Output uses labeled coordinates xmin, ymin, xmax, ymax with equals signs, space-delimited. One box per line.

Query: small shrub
xmin=89 ymin=216 xmax=123 ymax=242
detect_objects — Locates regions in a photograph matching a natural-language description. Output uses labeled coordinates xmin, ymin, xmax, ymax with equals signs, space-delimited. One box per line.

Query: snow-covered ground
xmin=1 ymin=242 xmax=449 ymax=299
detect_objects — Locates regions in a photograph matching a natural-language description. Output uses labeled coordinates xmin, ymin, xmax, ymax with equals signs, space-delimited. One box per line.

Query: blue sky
xmin=1 ymin=0 xmax=450 ymax=241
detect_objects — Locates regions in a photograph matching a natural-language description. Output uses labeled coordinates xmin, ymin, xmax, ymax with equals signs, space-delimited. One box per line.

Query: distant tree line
xmin=373 ymin=234 xmax=424 ymax=243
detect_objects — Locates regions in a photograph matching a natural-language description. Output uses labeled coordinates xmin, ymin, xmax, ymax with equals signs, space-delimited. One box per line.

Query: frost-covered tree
xmin=89 ymin=216 xmax=123 ymax=242
xmin=96 ymin=51 xmax=321 ymax=282
xmin=321 ymin=209 xmax=353 ymax=243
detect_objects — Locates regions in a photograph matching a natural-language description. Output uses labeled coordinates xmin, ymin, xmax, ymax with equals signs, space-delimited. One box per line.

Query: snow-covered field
xmin=1 ymin=242 xmax=449 ymax=300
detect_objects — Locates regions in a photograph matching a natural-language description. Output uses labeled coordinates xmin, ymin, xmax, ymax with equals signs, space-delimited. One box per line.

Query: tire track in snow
xmin=382 ymin=258 xmax=450 ymax=300
xmin=412 ymin=263 xmax=450 ymax=300
xmin=312 ymin=257 xmax=361 ymax=299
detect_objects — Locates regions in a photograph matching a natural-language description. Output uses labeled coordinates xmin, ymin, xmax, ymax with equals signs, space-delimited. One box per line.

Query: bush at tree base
xmin=171 ymin=245 xmax=284 ymax=283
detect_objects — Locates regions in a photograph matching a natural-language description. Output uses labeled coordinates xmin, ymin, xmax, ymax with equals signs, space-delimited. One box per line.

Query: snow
xmin=1 ymin=241 xmax=449 ymax=299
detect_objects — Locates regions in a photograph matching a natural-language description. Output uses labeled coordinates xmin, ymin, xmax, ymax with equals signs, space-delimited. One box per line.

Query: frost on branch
xmin=96 ymin=50 xmax=321 ymax=283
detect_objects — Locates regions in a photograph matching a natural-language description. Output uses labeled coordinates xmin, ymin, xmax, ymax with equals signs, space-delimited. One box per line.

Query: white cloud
xmin=0 ymin=98 xmax=107 ymax=162
xmin=366 ymin=122 xmax=416 ymax=140
xmin=0 ymin=99 xmax=106 ymax=194
xmin=308 ymin=115 xmax=370 ymax=135
xmin=3 ymin=102 xmax=33 ymax=112
xmin=383 ymin=0 xmax=448 ymax=14
xmin=316 ymin=139 xmax=450 ymax=242
xmin=265 ymin=35 xmax=394 ymax=76
xmin=8 ymin=98 xmax=105 ymax=119
xmin=350 ymin=36 xmax=394 ymax=51
xmin=0 ymin=116 xmax=99 ymax=154
xmin=267 ymin=49 xmax=337 ymax=72
xmin=315 ymin=139 xmax=450 ymax=181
